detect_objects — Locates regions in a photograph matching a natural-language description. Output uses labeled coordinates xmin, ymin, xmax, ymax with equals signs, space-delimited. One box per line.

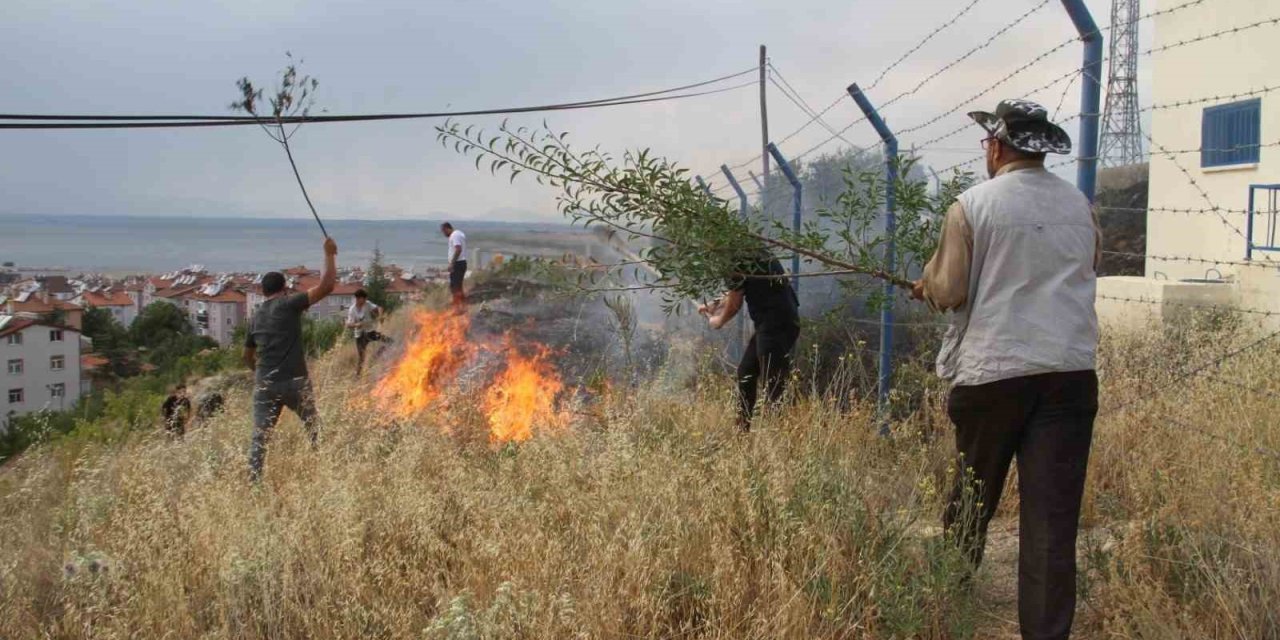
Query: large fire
xmin=373 ymin=310 xmax=475 ymax=419
xmin=483 ymin=340 xmax=566 ymax=444
xmin=373 ymin=309 xmax=567 ymax=444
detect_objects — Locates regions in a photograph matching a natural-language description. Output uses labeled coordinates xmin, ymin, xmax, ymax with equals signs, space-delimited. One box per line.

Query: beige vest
xmin=937 ymin=167 xmax=1098 ymax=386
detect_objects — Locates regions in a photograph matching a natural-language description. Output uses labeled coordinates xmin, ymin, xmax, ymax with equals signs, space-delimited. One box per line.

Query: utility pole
xmin=759 ymin=45 xmax=770 ymax=218
xmin=1099 ymin=0 xmax=1143 ymax=168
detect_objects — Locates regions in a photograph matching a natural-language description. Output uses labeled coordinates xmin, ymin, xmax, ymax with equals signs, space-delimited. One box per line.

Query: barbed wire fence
xmin=686 ymin=0 xmax=1280 ymax=460
xmin=4 ymin=0 xmax=1278 ymax=458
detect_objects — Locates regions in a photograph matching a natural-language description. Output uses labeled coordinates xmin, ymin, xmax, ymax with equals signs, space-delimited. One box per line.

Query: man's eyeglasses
xmin=980 ymin=136 xmax=998 ymax=150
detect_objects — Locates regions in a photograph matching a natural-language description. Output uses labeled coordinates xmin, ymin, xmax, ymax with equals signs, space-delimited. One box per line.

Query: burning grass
xmin=0 ymin=297 xmax=1278 ymax=638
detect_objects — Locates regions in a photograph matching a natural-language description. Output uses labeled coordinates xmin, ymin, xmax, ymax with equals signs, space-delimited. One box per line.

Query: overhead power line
xmin=767 ymin=64 xmax=854 ymax=148
xmin=0 ymin=67 xmax=759 ymax=130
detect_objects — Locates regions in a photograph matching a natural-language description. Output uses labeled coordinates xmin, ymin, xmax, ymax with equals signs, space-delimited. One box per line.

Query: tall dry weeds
xmin=0 ymin=309 xmax=1277 ymax=639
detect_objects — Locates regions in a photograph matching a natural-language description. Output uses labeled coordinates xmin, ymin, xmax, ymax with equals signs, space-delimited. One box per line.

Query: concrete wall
xmin=1145 ymin=0 xmax=1278 ymax=281
xmin=1096 ymin=276 xmax=1238 ymax=333
xmin=3 ymin=325 xmax=82 ymax=422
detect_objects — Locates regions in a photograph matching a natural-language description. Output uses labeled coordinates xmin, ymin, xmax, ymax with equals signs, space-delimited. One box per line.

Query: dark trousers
xmin=449 ymin=260 xmax=467 ymax=297
xmin=736 ymin=322 xmax=800 ymax=428
xmin=249 ymin=376 xmax=320 ymax=482
xmin=944 ymin=370 xmax=1097 ymax=640
xmin=354 ymin=331 xmax=382 ymax=373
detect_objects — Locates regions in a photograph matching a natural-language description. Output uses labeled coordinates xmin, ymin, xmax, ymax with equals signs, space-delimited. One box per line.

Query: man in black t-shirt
xmin=698 ymin=255 xmax=801 ymax=431
xmin=243 ymin=237 xmax=338 ymax=482
xmin=161 ymin=383 xmax=191 ymax=437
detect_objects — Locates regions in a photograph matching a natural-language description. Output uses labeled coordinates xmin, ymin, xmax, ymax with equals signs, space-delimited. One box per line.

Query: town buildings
xmin=0 ymin=260 xmax=431 ymax=422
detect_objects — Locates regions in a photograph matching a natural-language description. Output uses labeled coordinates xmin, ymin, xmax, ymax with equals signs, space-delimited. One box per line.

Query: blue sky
xmin=1 ymin=0 xmax=1146 ymax=222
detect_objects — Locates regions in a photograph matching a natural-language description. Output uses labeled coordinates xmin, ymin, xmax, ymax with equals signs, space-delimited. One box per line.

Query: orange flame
xmin=374 ymin=310 xmax=474 ymax=418
xmin=482 ymin=340 xmax=565 ymax=444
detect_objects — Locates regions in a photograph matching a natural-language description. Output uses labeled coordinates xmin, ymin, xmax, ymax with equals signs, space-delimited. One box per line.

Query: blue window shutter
xmin=1202 ymin=98 xmax=1262 ymax=168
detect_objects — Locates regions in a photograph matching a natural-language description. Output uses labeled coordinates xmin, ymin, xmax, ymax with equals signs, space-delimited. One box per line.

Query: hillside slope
xmin=1 ymin=282 xmax=1277 ymax=639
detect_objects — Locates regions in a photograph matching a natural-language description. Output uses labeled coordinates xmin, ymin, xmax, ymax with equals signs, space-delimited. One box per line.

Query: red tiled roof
xmin=156 ymin=284 xmax=203 ymax=299
xmin=81 ymin=354 xmax=111 ymax=370
xmin=6 ymin=297 xmax=83 ymax=314
xmin=80 ymin=290 xmax=134 ymax=307
xmin=0 ymin=317 xmax=78 ymax=339
xmin=0 ymin=317 xmax=38 ymax=339
xmin=189 ymin=289 xmax=247 ymax=303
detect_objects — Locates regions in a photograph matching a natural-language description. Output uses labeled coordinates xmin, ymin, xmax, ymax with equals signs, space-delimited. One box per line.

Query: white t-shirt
xmin=448 ymin=229 xmax=467 ymax=263
xmin=346 ymin=301 xmax=379 ymax=336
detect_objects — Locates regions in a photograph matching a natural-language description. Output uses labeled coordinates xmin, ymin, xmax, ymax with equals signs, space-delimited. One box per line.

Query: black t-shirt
xmin=245 ymin=292 xmax=311 ymax=383
xmin=162 ymin=395 xmax=190 ymax=425
xmin=730 ymin=258 xmax=799 ymax=328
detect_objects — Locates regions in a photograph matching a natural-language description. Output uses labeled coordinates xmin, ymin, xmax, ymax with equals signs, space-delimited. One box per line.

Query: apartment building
xmin=76 ymin=289 xmax=139 ymax=327
xmin=186 ymin=283 xmax=247 ymax=347
xmin=2 ymin=292 xmax=84 ymax=330
xmin=1 ymin=315 xmax=82 ymax=427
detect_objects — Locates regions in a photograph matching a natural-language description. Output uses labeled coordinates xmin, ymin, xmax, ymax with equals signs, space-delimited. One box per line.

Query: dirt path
xmin=972 ymin=519 xmax=1103 ymax=639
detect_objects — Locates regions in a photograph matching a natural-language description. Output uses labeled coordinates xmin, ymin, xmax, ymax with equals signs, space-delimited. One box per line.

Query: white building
xmin=1 ymin=316 xmax=82 ymax=427
xmin=76 ymin=289 xmax=139 ymax=327
xmin=1096 ymin=0 xmax=1277 ymax=329
xmin=186 ymin=284 xmax=247 ymax=347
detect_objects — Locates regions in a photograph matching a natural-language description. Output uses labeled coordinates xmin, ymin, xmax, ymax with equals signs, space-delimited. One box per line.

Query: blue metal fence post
xmin=847 ymin=83 xmax=898 ymax=434
xmin=1061 ymin=0 xmax=1103 ymax=202
xmin=721 ymin=165 xmax=752 ymax=360
xmin=720 ymin=165 xmax=749 ymax=220
xmin=766 ymin=143 xmax=802 ymax=293
xmin=747 ymin=170 xmax=765 ymax=191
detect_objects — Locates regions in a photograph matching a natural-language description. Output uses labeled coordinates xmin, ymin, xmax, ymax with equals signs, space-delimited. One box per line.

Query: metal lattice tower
xmin=1099 ymin=0 xmax=1143 ymax=168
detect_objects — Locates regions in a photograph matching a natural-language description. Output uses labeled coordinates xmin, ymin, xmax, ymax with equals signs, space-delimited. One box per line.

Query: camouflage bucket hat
xmin=967 ymin=99 xmax=1072 ymax=155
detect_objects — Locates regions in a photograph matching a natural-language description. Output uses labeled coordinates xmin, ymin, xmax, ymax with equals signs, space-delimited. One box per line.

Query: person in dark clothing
xmin=243 ymin=237 xmax=338 ymax=482
xmin=195 ymin=391 xmax=226 ymax=423
xmin=698 ymin=255 xmax=801 ymax=431
xmin=161 ymin=384 xmax=191 ymax=437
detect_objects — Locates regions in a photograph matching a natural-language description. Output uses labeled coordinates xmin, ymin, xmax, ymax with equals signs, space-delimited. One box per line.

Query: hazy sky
xmin=1 ymin=0 xmax=1150 ymax=223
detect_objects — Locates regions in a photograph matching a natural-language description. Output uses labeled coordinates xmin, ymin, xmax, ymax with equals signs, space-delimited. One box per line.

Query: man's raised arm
xmin=307 ymin=237 xmax=338 ymax=306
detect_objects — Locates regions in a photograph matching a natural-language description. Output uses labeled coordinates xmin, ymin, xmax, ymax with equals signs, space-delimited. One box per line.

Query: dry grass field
xmin=1 ymin=294 xmax=1277 ymax=639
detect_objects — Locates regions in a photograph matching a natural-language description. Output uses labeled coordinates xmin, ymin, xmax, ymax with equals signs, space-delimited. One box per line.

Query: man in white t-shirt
xmin=441 ymin=222 xmax=467 ymax=308
xmin=345 ymin=288 xmax=382 ymax=375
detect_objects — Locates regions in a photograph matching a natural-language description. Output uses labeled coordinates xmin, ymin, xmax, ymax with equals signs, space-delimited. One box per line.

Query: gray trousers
xmin=249 ymin=376 xmax=319 ymax=482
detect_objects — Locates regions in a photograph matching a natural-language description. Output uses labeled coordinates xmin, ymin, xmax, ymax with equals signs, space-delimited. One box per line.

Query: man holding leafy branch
xmin=911 ymin=99 xmax=1100 ymax=640
xmin=699 ymin=251 xmax=801 ymax=432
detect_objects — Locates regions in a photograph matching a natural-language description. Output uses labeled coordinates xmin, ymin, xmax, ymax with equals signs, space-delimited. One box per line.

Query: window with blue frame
xmin=1201 ymin=98 xmax=1261 ymax=168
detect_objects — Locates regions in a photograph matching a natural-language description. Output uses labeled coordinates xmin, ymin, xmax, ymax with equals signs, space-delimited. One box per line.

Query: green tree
xmin=302 ymin=315 xmax=344 ymax=357
xmin=82 ymin=306 xmax=137 ymax=377
xmin=129 ymin=302 xmax=216 ymax=372
xmin=130 ymin=302 xmax=193 ymax=348
xmin=364 ymin=244 xmax=398 ymax=312
xmin=435 ymin=120 xmax=973 ymax=310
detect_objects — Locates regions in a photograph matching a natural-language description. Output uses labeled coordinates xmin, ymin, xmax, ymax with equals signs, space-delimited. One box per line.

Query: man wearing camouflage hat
xmin=911 ymin=99 xmax=1101 ymax=640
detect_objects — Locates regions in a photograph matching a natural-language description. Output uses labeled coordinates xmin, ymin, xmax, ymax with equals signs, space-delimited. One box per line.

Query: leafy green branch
xmin=230 ymin=53 xmax=328 ymax=237
xmin=435 ymin=120 xmax=974 ymax=308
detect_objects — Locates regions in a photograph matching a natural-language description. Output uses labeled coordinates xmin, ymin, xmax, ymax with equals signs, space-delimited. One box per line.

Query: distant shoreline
xmin=0 ymin=212 xmax=573 ymax=227
xmin=0 ymin=214 xmax=593 ymax=275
